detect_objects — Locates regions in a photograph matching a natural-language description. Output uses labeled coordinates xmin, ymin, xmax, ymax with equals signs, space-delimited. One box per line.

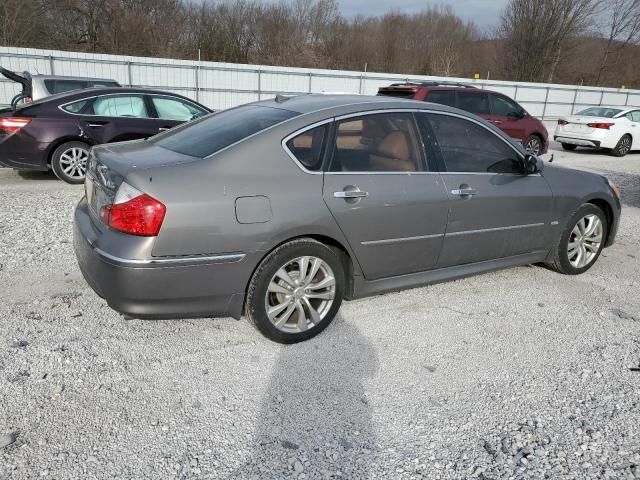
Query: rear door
xmin=424 ymin=89 xmax=457 ymax=108
xmin=78 ymin=94 xmax=158 ymax=144
xmin=457 ymin=91 xmax=490 ymax=119
xmin=147 ymin=94 xmax=209 ymax=133
xmin=419 ymin=112 xmax=553 ymax=268
xmin=321 ymin=111 xmax=450 ymax=280
xmin=487 ymin=93 xmax=527 ymax=141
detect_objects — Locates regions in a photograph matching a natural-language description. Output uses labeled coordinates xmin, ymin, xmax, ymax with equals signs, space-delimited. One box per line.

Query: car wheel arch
xmin=586 ymin=198 xmax=614 ymax=245
xmin=46 ymin=136 xmax=93 ymax=167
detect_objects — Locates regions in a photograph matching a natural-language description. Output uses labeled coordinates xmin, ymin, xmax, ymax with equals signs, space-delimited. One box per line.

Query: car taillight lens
xmin=0 ymin=117 xmax=31 ymax=135
xmin=557 ymin=119 xmax=568 ymax=126
xmin=587 ymin=122 xmax=614 ymax=129
xmin=99 ymin=182 xmax=166 ymax=236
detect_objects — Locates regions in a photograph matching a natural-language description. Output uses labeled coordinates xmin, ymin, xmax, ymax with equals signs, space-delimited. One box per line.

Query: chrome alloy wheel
xmin=265 ymin=256 xmax=336 ymax=333
xmin=568 ymin=214 xmax=603 ymax=268
xmin=525 ymin=137 xmax=542 ymax=155
xmin=59 ymin=147 xmax=89 ymax=179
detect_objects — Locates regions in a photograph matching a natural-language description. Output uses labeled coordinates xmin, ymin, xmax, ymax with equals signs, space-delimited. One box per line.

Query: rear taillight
xmin=587 ymin=122 xmax=614 ymax=129
xmin=0 ymin=117 xmax=31 ymax=135
xmin=557 ymin=119 xmax=568 ymax=126
xmin=99 ymin=182 xmax=166 ymax=236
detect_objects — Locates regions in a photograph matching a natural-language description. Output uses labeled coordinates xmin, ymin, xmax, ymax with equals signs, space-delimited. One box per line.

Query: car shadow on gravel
xmin=228 ymin=319 xmax=378 ymax=479
xmin=593 ymin=169 xmax=640 ymax=208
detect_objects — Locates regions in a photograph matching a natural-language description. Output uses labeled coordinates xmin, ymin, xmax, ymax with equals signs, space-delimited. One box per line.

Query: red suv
xmin=377 ymin=82 xmax=548 ymax=155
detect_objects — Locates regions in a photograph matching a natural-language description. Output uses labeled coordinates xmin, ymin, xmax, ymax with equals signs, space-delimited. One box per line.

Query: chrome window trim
xmin=95 ymin=248 xmax=245 ymax=266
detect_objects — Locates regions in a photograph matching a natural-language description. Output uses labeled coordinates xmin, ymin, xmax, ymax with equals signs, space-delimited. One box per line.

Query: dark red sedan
xmin=0 ymin=87 xmax=210 ymax=183
xmin=378 ymin=82 xmax=549 ymax=156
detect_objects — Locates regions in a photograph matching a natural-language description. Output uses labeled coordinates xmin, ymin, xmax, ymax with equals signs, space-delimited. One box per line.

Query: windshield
xmin=152 ymin=105 xmax=299 ymax=158
xmin=576 ymin=107 xmax=622 ymax=118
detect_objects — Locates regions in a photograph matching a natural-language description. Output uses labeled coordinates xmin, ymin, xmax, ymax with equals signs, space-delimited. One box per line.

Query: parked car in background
xmin=0 ymin=67 xmax=120 ymax=107
xmin=0 ymin=87 xmax=211 ymax=183
xmin=73 ymin=95 xmax=620 ymax=344
xmin=554 ymin=106 xmax=640 ymax=157
xmin=377 ymin=82 xmax=549 ymax=155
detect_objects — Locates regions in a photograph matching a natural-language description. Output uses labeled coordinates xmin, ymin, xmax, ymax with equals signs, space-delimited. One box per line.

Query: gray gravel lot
xmin=1 ymin=135 xmax=639 ymax=479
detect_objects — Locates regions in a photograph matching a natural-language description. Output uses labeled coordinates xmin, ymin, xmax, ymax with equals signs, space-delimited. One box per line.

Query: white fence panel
xmin=1 ymin=45 xmax=639 ymax=118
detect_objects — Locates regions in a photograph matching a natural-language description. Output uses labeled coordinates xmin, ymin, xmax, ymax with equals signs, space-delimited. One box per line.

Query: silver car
xmin=1 ymin=67 xmax=120 ymax=107
xmin=73 ymin=95 xmax=621 ymax=343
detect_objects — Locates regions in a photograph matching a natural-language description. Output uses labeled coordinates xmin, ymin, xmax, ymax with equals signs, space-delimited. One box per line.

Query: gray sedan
xmin=73 ymin=95 xmax=621 ymax=343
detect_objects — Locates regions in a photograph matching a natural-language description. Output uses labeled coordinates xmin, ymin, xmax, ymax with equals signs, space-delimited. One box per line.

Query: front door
xmin=418 ymin=112 xmax=553 ymax=268
xmin=487 ymin=93 xmax=527 ymax=142
xmin=322 ymin=112 xmax=450 ymax=280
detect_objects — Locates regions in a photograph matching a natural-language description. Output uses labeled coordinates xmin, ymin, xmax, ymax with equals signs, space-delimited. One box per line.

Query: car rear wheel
xmin=245 ymin=238 xmax=345 ymax=343
xmin=51 ymin=141 xmax=90 ymax=184
xmin=611 ymin=134 xmax=632 ymax=157
xmin=523 ymin=135 xmax=543 ymax=156
xmin=547 ymin=203 xmax=607 ymax=275
xmin=561 ymin=143 xmax=577 ymax=151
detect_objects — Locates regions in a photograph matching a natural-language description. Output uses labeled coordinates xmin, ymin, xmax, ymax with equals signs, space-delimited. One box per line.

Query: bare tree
xmin=593 ymin=0 xmax=640 ymax=84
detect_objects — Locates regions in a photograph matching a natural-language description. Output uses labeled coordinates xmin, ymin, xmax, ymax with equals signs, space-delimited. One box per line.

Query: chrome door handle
xmin=491 ymin=120 xmax=502 ymax=124
xmin=451 ymin=187 xmax=477 ymax=196
xmin=87 ymin=123 xmax=104 ymax=128
xmin=334 ymin=189 xmax=368 ymax=199
xmin=158 ymin=127 xmax=170 ymax=132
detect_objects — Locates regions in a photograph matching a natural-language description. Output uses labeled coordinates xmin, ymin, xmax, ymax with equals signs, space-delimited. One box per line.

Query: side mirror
xmin=523 ymin=154 xmax=543 ymax=174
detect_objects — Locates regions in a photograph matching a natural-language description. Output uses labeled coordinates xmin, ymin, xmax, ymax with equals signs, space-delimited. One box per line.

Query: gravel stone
xmin=1 ymin=137 xmax=639 ymax=478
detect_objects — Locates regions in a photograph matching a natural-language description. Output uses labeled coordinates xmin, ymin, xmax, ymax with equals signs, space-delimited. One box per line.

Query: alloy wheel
xmin=265 ymin=256 xmax=336 ymax=333
xmin=568 ymin=214 xmax=603 ymax=268
xmin=58 ymin=147 xmax=89 ymax=180
xmin=525 ymin=137 xmax=541 ymax=155
xmin=618 ymin=136 xmax=631 ymax=155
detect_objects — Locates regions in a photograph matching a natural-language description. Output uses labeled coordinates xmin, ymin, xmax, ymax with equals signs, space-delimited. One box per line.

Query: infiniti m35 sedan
xmin=73 ymin=95 xmax=621 ymax=343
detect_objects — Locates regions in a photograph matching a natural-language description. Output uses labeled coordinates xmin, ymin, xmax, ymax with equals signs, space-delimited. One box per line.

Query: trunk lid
xmin=558 ymin=115 xmax=617 ymax=134
xmin=86 ymin=140 xmax=199 ymax=219
xmin=0 ymin=67 xmax=32 ymax=100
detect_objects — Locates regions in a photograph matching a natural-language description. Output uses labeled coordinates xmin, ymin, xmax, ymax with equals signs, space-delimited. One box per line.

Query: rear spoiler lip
xmin=0 ymin=66 xmax=33 ymax=97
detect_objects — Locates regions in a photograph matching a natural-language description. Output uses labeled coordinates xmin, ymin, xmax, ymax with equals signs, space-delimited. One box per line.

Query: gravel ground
xmin=1 ymin=134 xmax=639 ymax=479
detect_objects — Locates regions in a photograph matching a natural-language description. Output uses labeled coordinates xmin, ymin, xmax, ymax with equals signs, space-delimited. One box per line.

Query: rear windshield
xmin=44 ymin=79 xmax=119 ymax=94
xmin=377 ymin=90 xmax=415 ymax=99
xmin=152 ymin=105 xmax=299 ymax=158
xmin=576 ymin=107 xmax=622 ymax=118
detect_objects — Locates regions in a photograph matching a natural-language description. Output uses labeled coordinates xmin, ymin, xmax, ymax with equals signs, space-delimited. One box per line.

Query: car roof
xmin=31 ymin=74 xmax=119 ymax=82
xmin=253 ymin=93 xmax=460 ymax=115
xmin=17 ymin=87 xmax=209 ymax=110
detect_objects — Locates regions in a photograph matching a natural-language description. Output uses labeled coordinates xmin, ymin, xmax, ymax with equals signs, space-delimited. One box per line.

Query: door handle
xmin=158 ymin=127 xmax=170 ymax=132
xmin=491 ymin=120 xmax=502 ymax=125
xmin=451 ymin=186 xmax=477 ymax=197
xmin=87 ymin=123 xmax=105 ymax=128
xmin=334 ymin=188 xmax=368 ymax=199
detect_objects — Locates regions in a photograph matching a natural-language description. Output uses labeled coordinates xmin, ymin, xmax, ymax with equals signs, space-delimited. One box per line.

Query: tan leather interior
xmin=369 ymin=131 xmax=416 ymax=172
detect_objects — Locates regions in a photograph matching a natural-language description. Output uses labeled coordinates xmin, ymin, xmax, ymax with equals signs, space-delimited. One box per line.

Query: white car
xmin=554 ymin=106 xmax=640 ymax=157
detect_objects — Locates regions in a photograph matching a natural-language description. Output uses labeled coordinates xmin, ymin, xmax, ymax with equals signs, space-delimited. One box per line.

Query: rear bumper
xmin=73 ymin=198 xmax=248 ymax=320
xmin=0 ymin=139 xmax=50 ymax=170
xmin=554 ymin=136 xmax=601 ymax=148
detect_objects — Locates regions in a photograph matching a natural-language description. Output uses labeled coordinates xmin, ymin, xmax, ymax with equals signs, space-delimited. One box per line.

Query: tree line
xmin=2 ymin=0 xmax=640 ymax=88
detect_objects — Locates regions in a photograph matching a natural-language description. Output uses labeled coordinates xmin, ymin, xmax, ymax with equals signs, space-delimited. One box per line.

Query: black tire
xmin=561 ymin=143 xmax=577 ymax=151
xmin=523 ymin=134 xmax=543 ymax=156
xmin=547 ymin=203 xmax=607 ymax=275
xmin=51 ymin=141 xmax=90 ymax=184
xmin=610 ymin=134 xmax=632 ymax=157
xmin=245 ymin=238 xmax=345 ymax=343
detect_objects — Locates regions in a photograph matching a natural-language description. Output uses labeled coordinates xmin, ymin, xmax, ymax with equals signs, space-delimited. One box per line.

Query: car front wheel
xmin=524 ymin=135 xmax=543 ymax=156
xmin=547 ymin=203 xmax=607 ymax=275
xmin=245 ymin=238 xmax=345 ymax=343
xmin=51 ymin=141 xmax=90 ymax=184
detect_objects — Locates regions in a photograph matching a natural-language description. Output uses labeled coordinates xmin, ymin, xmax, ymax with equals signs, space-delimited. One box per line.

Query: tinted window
xmin=426 ymin=113 xmax=522 ymax=174
xmin=151 ymin=96 xmax=207 ymax=121
xmin=61 ymin=100 xmax=89 ymax=113
xmin=457 ymin=92 xmax=490 ymax=115
xmin=153 ymin=105 xmax=298 ymax=158
xmin=330 ymin=113 xmax=423 ymax=172
xmin=286 ymin=124 xmax=328 ymax=171
xmin=625 ymin=110 xmax=640 ymax=122
xmin=426 ymin=91 xmax=456 ymax=107
xmin=87 ymin=81 xmax=119 ymax=88
xmin=44 ymin=79 xmax=88 ymax=94
xmin=92 ymin=95 xmax=148 ymax=117
xmin=576 ymin=107 xmax=622 ymax=118
xmin=377 ymin=90 xmax=416 ymax=99
xmin=490 ymin=94 xmax=521 ymax=117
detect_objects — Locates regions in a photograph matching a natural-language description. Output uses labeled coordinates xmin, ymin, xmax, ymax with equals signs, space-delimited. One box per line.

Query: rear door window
xmin=61 ymin=99 xmax=90 ymax=114
xmin=457 ymin=92 xmax=490 ymax=115
xmin=426 ymin=90 xmax=456 ymax=108
xmin=153 ymin=105 xmax=298 ymax=158
xmin=91 ymin=95 xmax=148 ymax=117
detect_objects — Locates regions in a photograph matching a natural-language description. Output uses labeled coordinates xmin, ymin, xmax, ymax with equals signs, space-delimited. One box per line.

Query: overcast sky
xmin=337 ymin=0 xmax=509 ymax=30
